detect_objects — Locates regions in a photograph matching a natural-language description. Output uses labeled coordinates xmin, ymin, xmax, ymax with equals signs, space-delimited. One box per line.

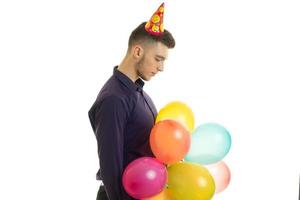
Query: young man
xmin=88 ymin=3 xmax=175 ymax=200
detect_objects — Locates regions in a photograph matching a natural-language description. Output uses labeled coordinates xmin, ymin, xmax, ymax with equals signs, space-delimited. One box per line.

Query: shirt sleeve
xmin=94 ymin=96 xmax=133 ymax=200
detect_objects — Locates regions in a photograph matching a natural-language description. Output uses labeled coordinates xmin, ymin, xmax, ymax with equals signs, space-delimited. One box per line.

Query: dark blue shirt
xmin=88 ymin=66 xmax=157 ymax=200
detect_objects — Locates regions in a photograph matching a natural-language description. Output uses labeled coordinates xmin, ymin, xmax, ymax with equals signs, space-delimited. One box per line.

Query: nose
xmin=157 ymin=64 xmax=164 ymax=72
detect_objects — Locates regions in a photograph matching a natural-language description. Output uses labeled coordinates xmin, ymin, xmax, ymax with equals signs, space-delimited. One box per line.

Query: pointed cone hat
xmin=145 ymin=3 xmax=165 ymax=36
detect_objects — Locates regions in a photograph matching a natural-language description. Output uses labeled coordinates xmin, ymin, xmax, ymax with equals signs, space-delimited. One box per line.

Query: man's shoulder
xmin=98 ymin=76 xmax=132 ymax=97
xmin=89 ymin=74 xmax=138 ymax=115
xmin=98 ymin=75 xmax=142 ymax=101
xmin=93 ymin=88 xmax=136 ymax=112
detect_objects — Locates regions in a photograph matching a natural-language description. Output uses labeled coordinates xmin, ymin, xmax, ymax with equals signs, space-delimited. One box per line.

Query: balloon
xmin=122 ymin=157 xmax=167 ymax=199
xmin=205 ymin=161 xmax=231 ymax=193
xmin=167 ymin=162 xmax=215 ymax=200
xmin=150 ymin=120 xmax=191 ymax=164
xmin=185 ymin=123 xmax=231 ymax=164
xmin=142 ymin=188 xmax=175 ymax=200
xmin=156 ymin=101 xmax=195 ymax=132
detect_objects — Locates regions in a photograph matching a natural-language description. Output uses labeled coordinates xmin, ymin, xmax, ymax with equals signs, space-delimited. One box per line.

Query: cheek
xmin=143 ymin=59 xmax=156 ymax=71
xmin=150 ymin=60 xmax=158 ymax=69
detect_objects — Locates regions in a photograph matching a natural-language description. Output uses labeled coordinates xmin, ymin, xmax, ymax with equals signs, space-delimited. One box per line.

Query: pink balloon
xmin=122 ymin=157 xmax=167 ymax=199
xmin=205 ymin=161 xmax=231 ymax=193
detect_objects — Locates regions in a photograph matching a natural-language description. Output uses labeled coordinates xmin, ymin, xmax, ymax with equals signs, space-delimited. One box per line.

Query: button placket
xmin=139 ymin=90 xmax=156 ymax=122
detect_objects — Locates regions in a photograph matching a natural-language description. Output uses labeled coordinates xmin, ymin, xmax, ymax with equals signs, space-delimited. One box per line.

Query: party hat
xmin=145 ymin=3 xmax=165 ymax=36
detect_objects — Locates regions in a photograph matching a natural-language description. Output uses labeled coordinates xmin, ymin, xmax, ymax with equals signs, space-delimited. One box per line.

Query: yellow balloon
xmin=167 ymin=162 xmax=215 ymax=200
xmin=156 ymin=101 xmax=195 ymax=133
xmin=143 ymin=188 xmax=175 ymax=200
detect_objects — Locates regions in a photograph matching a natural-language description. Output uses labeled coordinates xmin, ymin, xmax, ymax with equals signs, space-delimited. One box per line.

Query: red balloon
xmin=150 ymin=120 xmax=191 ymax=164
xmin=122 ymin=157 xmax=167 ymax=199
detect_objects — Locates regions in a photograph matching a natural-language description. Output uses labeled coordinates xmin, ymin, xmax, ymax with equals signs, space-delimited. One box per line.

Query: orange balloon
xmin=150 ymin=120 xmax=191 ymax=165
xmin=142 ymin=188 xmax=175 ymax=200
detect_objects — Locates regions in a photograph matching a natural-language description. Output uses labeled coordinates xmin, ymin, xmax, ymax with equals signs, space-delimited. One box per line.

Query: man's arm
xmin=94 ymin=95 xmax=133 ymax=200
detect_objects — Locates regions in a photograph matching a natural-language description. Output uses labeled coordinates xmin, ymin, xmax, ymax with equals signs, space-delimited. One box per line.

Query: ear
xmin=132 ymin=45 xmax=144 ymax=60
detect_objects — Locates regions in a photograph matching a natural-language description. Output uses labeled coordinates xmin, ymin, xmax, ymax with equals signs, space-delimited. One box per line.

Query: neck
xmin=117 ymin=56 xmax=139 ymax=82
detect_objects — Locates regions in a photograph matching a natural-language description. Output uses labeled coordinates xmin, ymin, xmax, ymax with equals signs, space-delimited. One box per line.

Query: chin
xmin=140 ymin=76 xmax=151 ymax=81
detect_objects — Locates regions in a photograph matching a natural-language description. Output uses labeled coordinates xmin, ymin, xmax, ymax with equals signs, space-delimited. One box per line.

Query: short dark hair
xmin=128 ymin=22 xmax=176 ymax=49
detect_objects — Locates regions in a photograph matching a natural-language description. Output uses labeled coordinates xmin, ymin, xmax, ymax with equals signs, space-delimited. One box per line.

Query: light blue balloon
xmin=185 ymin=123 xmax=231 ymax=165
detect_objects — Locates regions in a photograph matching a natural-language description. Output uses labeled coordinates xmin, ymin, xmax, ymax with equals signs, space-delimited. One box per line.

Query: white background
xmin=0 ymin=0 xmax=299 ymax=199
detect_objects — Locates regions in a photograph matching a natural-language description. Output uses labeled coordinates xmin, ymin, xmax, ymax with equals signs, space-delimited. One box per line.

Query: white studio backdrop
xmin=0 ymin=0 xmax=299 ymax=199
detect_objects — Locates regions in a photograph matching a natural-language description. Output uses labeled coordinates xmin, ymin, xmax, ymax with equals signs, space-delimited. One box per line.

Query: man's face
xmin=135 ymin=42 xmax=169 ymax=81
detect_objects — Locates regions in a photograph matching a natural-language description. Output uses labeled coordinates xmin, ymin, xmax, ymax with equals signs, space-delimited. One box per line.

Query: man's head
xmin=126 ymin=22 xmax=176 ymax=81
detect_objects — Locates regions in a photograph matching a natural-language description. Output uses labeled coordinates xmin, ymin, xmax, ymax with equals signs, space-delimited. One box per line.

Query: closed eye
xmin=155 ymin=55 xmax=166 ymax=62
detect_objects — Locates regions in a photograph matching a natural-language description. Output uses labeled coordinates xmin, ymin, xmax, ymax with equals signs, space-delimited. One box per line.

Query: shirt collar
xmin=113 ymin=66 xmax=145 ymax=92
